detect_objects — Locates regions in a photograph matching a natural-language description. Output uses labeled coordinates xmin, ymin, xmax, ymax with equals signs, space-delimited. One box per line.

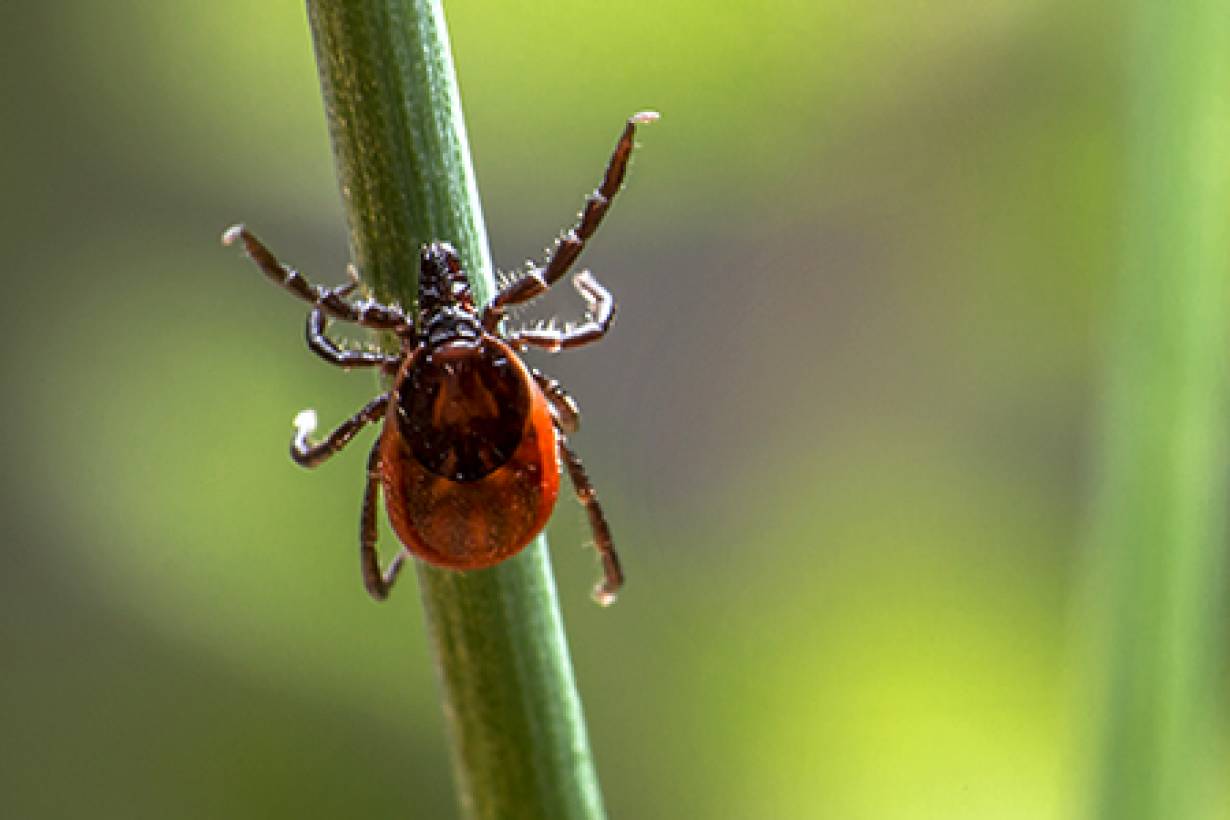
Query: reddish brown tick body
xmin=380 ymin=324 xmax=560 ymax=571
xmin=223 ymin=112 xmax=657 ymax=605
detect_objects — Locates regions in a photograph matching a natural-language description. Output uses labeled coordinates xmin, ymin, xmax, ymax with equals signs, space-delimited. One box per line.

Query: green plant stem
xmin=1086 ymin=2 xmax=1230 ymax=818
xmin=305 ymin=3 xmax=606 ymax=819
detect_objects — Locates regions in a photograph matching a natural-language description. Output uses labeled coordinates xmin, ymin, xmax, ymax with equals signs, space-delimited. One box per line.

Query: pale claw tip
xmin=592 ymin=585 xmax=618 ymax=607
xmin=293 ymin=408 xmax=318 ymax=435
xmin=221 ymin=224 xmax=245 ymax=246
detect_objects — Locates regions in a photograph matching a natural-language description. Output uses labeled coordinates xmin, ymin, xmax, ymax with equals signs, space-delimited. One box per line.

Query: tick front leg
xmin=559 ymin=438 xmax=623 ymax=605
xmin=223 ymin=225 xmax=409 ymax=332
xmin=538 ymin=112 xmax=659 ymax=288
xmin=508 ymin=271 xmax=616 ymax=353
xmin=360 ymin=438 xmax=406 ymax=601
xmin=480 ymin=111 xmax=656 ymax=331
xmin=291 ymin=394 xmax=389 ymax=468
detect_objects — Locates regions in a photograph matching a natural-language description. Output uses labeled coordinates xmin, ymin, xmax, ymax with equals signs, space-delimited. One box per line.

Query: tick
xmin=223 ymin=111 xmax=657 ymax=605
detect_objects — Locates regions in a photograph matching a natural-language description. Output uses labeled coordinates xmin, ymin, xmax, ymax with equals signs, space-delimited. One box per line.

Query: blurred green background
xmin=2 ymin=2 xmax=1227 ymax=819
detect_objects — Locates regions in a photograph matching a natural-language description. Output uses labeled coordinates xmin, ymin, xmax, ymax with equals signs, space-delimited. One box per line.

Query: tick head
xmin=419 ymin=241 xmax=474 ymax=318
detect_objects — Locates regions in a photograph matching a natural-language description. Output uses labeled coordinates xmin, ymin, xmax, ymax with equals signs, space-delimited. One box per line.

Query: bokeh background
xmin=3 ymin=3 xmax=1227 ymax=819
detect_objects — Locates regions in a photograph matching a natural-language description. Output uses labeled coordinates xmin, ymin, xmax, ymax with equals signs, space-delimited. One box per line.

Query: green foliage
xmin=1082 ymin=2 xmax=1230 ymax=818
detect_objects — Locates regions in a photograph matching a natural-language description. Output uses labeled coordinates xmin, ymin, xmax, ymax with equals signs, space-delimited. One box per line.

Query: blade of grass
xmin=305 ymin=3 xmax=607 ymax=818
xmin=1084 ymin=2 xmax=1230 ymax=818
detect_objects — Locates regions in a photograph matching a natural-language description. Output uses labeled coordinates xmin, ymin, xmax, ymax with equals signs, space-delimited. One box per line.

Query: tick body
xmin=224 ymin=111 xmax=657 ymax=605
xmin=381 ymin=326 xmax=560 ymax=570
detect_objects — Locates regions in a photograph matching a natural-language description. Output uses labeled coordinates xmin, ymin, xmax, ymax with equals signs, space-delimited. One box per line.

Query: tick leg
xmin=481 ymin=112 xmax=657 ymax=330
xmin=534 ymin=370 xmax=580 ymax=434
xmin=508 ymin=271 xmax=616 ymax=353
xmin=559 ymin=438 xmax=623 ymax=606
xmin=291 ymin=393 xmax=389 ymax=468
xmin=307 ymin=309 xmax=399 ymax=372
xmin=223 ymin=225 xmax=410 ymax=333
xmin=360 ymin=438 xmax=406 ymax=601
xmin=306 ymin=276 xmax=401 ymax=372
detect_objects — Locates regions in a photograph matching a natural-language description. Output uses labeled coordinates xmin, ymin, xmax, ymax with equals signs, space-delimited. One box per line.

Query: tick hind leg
xmin=360 ymin=438 xmax=407 ymax=601
xmin=481 ymin=112 xmax=658 ymax=331
xmin=537 ymin=374 xmax=620 ymax=602
xmin=559 ymin=437 xmax=623 ymax=606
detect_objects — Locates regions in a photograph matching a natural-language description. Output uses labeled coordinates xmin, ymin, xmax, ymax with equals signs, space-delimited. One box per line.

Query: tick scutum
xmin=398 ymin=339 xmax=531 ymax=482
